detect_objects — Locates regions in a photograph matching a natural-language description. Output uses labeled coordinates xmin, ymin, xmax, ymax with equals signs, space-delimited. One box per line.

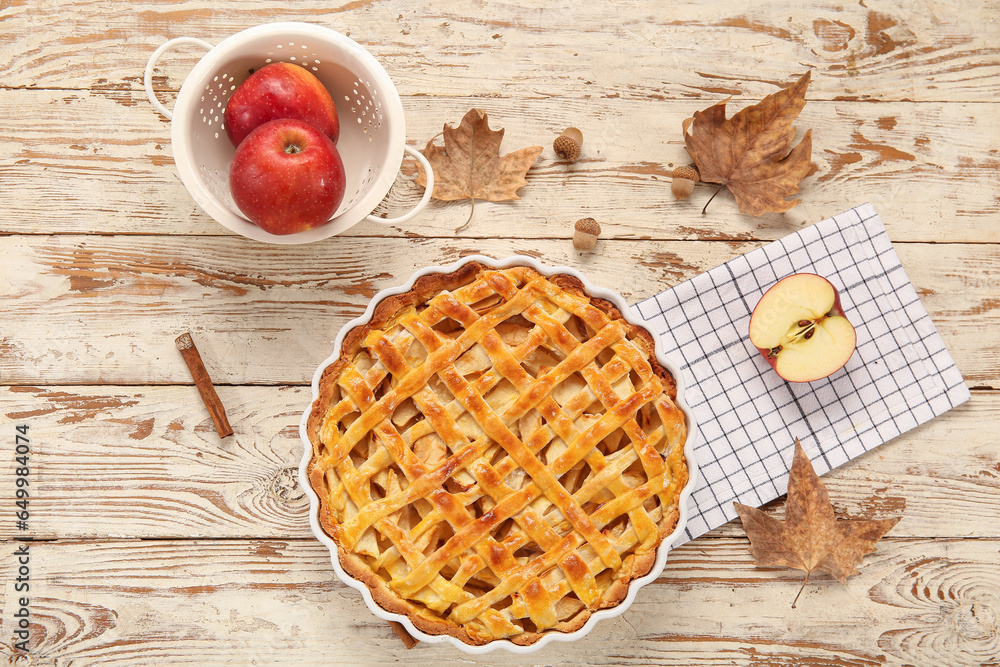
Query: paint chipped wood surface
xmin=3 ymin=91 xmax=999 ymax=242
xmin=5 ymin=537 xmax=999 ymax=666
xmin=1 ymin=0 xmax=998 ymax=665
xmin=0 ymin=386 xmax=996 ymax=543
xmin=2 ymin=237 xmax=997 ymax=386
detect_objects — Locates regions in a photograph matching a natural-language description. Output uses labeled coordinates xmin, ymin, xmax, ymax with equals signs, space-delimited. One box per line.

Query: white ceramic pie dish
xmin=298 ymin=254 xmax=700 ymax=654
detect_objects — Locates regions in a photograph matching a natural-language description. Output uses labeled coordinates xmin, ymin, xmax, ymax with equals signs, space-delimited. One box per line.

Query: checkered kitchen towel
xmin=631 ymin=203 xmax=970 ymax=542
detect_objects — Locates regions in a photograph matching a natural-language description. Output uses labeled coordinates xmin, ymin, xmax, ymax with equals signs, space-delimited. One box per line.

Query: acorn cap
xmin=553 ymin=135 xmax=581 ymax=162
xmin=671 ymin=165 xmax=700 ymax=181
xmin=574 ymin=217 xmax=601 ymax=235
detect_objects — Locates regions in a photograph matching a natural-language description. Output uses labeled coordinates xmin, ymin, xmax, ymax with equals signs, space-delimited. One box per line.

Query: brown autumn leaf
xmin=416 ymin=108 xmax=543 ymax=204
xmin=684 ymin=71 xmax=814 ymax=216
xmin=734 ymin=438 xmax=901 ymax=607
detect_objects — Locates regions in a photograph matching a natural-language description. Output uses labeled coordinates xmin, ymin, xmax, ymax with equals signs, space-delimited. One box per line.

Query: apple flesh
xmin=224 ymin=62 xmax=340 ymax=148
xmin=748 ymin=273 xmax=857 ymax=382
xmin=229 ymin=118 xmax=346 ymax=235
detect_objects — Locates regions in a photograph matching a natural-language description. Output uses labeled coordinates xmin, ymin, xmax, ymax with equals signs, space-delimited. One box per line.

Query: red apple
xmin=224 ymin=62 xmax=340 ymax=147
xmin=229 ymin=118 xmax=346 ymax=235
xmin=748 ymin=273 xmax=857 ymax=382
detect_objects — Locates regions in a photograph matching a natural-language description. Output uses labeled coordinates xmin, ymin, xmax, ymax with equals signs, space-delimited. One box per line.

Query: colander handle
xmin=364 ymin=146 xmax=435 ymax=226
xmin=144 ymin=37 xmax=214 ymax=120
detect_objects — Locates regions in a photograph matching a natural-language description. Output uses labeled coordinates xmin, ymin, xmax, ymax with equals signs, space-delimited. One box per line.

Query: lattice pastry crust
xmin=305 ymin=262 xmax=688 ymax=646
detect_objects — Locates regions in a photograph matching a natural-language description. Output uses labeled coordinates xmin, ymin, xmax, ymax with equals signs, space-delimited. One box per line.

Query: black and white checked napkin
xmin=631 ymin=203 xmax=970 ymax=543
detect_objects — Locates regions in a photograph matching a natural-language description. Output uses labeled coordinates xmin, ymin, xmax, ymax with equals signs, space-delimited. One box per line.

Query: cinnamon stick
xmin=388 ymin=621 xmax=418 ymax=649
xmin=175 ymin=332 xmax=233 ymax=439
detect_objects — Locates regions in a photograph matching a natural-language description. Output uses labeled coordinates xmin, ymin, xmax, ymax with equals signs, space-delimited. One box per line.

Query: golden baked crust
xmin=305 ymin=262 xmax=688 ymax=646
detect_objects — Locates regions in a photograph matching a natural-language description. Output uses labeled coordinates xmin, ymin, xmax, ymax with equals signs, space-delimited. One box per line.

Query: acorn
xmin=671 ymin=165 xmax=700 ymax=199
xmin=573 ymin=217 xmax=601 ymax=251
xmin=553 ymin=127 xmax=583 ymax=162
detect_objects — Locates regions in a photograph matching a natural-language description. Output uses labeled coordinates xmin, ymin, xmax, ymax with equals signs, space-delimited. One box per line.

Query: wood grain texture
xmin=1 ymin=384 xmax=311 ymax=540
xmin=1 ymin=0 xmax=996 ymax=664
xmin=0 ymin=236 xmax=996 ymax=386
xmin=1 ymin=90 xmax=998 ymax=241
xmin=0 ymin=386 xmax=996 ymax=541
xmin=2 ymin=0 xmax=998 ymax=103
xmin=1 ymin=537 xmax=997 ymax=665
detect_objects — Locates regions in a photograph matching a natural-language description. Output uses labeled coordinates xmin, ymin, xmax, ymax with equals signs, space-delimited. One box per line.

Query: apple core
xmin=748 ymin=273 xmax=857 ymax=383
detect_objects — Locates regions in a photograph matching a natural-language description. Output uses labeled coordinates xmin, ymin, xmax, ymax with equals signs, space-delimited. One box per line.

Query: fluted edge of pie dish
xmin=298 ymin=254 xmax=700 ymax=655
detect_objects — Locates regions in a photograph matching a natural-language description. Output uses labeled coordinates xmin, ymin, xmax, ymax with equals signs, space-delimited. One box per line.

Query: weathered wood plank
xmin=1 ymin=537 xmax=996 ymax=665
xmin=0 ymin=385 xmax=995 ymax=541
xmin=0 ymin=236 xmax=995 ymax=386
xmin=0 ymin=384 xmax=310 ymax=540
xmin=0 ymin=1 xmax=994 ymax=665
xmin=2 ymin=0 xmax=998 ymax=103
xmin=2 ymin=89 xmax=999 ymax=242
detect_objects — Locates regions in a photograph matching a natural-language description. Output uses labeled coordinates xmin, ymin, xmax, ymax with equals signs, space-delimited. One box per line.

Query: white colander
xmin=144 ymin=22 xmax=433 ymax=244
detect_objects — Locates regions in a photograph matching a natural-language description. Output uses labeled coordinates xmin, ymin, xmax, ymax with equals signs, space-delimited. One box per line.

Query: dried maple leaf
xmin=684 ymin=72 xmax=813 ymax=216
xmin=734 ymin=438 xmax=901 ymax=607
xmin=416 ymin=109 xmax=542 ymax=226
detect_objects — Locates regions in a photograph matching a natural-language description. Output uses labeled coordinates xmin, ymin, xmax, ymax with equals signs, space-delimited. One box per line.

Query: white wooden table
xmin=1 ymin=2 xmax=998 ymax=665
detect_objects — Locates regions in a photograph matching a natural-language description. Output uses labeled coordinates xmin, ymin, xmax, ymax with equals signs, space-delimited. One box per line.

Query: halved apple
xmin=748 ymin=273 xmax=857 ymax=382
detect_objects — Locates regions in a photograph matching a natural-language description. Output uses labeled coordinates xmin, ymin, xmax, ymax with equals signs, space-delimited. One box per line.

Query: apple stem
xmin=701 ymin=184 xmax=724 ymax=215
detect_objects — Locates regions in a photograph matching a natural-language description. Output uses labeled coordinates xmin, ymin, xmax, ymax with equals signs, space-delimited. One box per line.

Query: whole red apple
xmin=748 ymin=273 xmax=857 ymax=382
xmin=229 ymin=118 xmax=346 ymax=235
xmin=224 ymin=62 xmax=340 ymax=147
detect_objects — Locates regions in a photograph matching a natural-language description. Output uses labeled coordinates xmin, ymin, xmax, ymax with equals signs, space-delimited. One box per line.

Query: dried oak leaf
xmin=734 ymin=438 xmax=901 ymax=607
xmin=416 ymin=108 xmax=543 ymax=203
xmin=684 ymin=71 xmax=813 ymax=216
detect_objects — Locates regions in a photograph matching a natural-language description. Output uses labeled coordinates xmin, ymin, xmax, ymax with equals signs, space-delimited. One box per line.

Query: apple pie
xmin=305 ymin=261 xmax=689 ymax=646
